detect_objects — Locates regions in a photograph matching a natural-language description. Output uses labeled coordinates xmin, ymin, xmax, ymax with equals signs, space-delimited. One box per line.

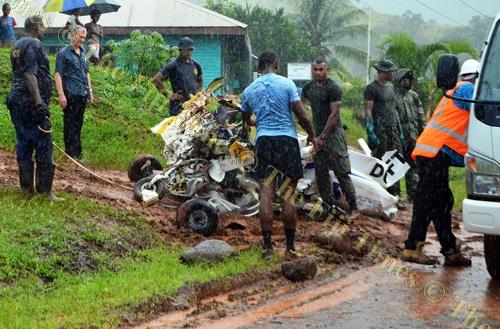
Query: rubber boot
xmin=444 ymin=241 xmax=471 ymax=267
xmin=36 ymin=163 xmax=64 ymax=202
xmin=402 ymin=241 xmax=438 ymax=265
xmin=18 ymin=161 xmax=35 ymax=194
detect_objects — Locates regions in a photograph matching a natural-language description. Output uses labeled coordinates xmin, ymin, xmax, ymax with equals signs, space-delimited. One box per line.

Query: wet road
xmin=135 ymin=221 xmax=500 ymax=329
xmin=246 ymin=257 xmax=500 ymax=329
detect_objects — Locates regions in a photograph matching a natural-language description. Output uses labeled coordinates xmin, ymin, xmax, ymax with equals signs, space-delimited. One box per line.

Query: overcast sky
xmin=355 ymin=0 xmax=500 ymax=25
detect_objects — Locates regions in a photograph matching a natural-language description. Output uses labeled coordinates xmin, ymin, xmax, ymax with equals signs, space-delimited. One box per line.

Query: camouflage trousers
xmin=314 ymin=142 xmax=357 ymax=211
xmin=403 ymin=140 xmax=419 ymax=201
xmin=374 ymin=119 xmax=402 ymax=197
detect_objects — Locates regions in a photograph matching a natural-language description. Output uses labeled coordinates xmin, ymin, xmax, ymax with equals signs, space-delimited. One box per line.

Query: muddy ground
xmin=2 ymin=149 xmax=496 ymax=329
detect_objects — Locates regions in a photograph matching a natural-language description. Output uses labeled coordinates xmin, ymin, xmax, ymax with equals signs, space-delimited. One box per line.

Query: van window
xmin=476 ymin=20 xmax=500 ymax=127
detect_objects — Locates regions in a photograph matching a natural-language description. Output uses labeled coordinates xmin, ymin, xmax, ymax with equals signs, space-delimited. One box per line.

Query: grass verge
xmin=0 ymin=189 xmax=268 ymax=328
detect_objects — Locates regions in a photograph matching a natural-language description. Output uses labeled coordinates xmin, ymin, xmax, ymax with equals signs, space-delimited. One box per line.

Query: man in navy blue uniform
xmin=153 ymin=37 xmax=203 ymax=116
xmin=6 ymin=15 xmax=62 ymax=201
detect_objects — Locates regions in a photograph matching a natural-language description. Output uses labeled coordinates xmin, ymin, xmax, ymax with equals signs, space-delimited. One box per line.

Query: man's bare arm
xmin=197 ymin=77 xmax=203 ymax=92
xmin=152 ymin=72 xmax=169 ymax=98
xmin=291 ymin=100 xmax=315 ymax=143
xmin=242 ymin=112 xmax=256 ymax=126
xmin=319 ymin=100 xmax=342 ymax=139
xmin=365 ymin=100 xmax=374 ymax=118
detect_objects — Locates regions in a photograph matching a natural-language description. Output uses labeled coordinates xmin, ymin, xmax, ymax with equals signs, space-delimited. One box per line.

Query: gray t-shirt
xmin=302 ymin=78 xmax=342 ymax=136
xmin=364 ymin=80 xmax=397 ymax=123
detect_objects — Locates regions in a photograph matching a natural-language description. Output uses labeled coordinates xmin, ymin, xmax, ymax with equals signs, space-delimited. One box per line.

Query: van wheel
xmin=128 ymin=155 xmax=163 ymax=182
xmin=177 ymin=199 xmax=218 ymax=237
xmin=484 ymin=235 xmax=500 ymax=279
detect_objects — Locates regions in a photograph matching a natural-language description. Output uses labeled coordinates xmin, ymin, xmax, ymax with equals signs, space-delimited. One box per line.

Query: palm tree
xmin=380 ymin=32 xmax=479 ymax=113
xmin=380 ymin=32 xmax=478 ymax=78
xmin=296 ymin=0 xmax=368 ymax=62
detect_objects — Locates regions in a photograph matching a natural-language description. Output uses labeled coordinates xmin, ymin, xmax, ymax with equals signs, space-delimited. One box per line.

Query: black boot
xmin=36 ymin=163 xmax=64 ymax=201
xmin=18 ymin=161 xmax=34 ymax=194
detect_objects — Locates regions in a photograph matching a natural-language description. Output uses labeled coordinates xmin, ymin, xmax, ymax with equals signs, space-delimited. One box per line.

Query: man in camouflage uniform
xmin=364 ymin=59 xmax=406 ymax=210
xmin=302 ymin=58 xmax=359 ymax=219
xmin=394 ymin=69 xmax=426 ymax=201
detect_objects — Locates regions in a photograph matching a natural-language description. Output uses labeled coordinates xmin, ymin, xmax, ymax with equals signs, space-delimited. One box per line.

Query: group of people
xmin=364 ymin=58 xmax=475 ymax=266
xmin=6 ymin=15 xmax=93 ymax=201
xmin=241 ymin=52 xmax=476 ymax=266
xmin=5 ymin=11 xmax=475 ymax=266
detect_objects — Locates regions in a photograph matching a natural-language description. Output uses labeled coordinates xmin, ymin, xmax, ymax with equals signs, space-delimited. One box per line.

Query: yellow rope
xmin=52 ymin=142 xmax=133 ymax=191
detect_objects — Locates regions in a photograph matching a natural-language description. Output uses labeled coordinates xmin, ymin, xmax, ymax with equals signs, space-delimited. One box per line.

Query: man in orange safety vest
xmin=402 ymin=59 xmax=479 ymax=267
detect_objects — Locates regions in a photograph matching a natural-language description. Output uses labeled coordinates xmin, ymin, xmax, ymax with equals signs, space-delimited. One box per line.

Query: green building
xmin=13 ymin=0 xmax=252 ymax=92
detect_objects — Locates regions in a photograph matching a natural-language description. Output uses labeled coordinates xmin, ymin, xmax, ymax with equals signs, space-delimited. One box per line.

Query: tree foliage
xmin=206 ymin=0 xmax=313 ymax=74
xmin=379 ymin=32 xmax=478 ymax=112
xmin=295 ymin=0 xmax=368 ymax=61
xmin=380 ymin=32 xmax=478 ymax=78
xmin=105 ymin=30 xmax=178 ymax=77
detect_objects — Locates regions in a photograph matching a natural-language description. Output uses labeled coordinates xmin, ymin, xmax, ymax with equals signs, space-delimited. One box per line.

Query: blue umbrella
xmin=43 ymin=0 xmax=95 ymax=13
xmin=61 ymin=0 xmax=121 ymax=15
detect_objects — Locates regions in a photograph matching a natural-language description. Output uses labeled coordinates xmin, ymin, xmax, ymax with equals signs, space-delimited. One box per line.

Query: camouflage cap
xmin=373 ymin=59 xmax=398 ymax=72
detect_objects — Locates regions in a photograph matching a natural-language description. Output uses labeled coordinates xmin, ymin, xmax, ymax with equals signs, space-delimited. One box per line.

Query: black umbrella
xmin=62 ymin=0 xmax=121 ymax=15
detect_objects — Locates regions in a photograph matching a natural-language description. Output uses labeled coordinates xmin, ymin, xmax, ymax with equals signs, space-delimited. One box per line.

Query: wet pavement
xmin=135 ymin=227 xmax=500 ymax=329
xmin=246 ymin=256 xmax=500 ymax=329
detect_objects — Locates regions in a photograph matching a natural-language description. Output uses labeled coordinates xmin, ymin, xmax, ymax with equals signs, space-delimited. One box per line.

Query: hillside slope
xmin=0 ymin=48 xmax=166 ymax=170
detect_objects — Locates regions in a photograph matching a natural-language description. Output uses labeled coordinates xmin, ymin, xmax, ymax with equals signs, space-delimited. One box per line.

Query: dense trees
xmin=206 ymin=0 xmax=314 ymax=74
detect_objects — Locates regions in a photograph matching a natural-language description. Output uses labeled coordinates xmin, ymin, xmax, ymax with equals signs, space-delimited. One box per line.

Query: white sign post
xmin=287 ymin=63 xmax=312 ymax=80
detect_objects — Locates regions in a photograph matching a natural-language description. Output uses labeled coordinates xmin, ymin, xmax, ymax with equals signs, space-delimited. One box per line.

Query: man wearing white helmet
xmin=402 ymin=58 xmax=479 ymax=267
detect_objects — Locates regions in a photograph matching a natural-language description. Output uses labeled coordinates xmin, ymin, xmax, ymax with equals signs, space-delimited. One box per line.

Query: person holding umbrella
xmin=84 ymin=9 xmax=103 ymax=63
xmin=64 ymin=8 xmax=83 ymax=40
xmin=0 ymin=3 xmax=17 ymax=47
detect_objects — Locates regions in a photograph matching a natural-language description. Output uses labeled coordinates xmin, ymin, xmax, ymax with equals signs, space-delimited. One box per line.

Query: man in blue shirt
xmin=0 ymin=3 xmax=17 ymax=47
xmin=55 ymin=25 xmax=93 ymax=163
xmin=242 ymin=52 xmax=316 ymax=260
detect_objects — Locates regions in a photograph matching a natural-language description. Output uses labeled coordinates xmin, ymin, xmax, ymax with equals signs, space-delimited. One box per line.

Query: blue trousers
xmin=8 ymin=103 xmax=53 ymax=165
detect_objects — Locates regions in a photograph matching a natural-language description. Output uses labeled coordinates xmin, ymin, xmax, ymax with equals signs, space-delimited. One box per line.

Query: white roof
xmin=12 ymin=0 xmax=247 ymax=29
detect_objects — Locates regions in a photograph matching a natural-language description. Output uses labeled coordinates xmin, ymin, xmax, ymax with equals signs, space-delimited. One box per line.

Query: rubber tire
xmin=178 ymin=199 xmax=219 ymax=237
xmin=128 ymin=155 xmax=163 ymax=182
xmin=484 ymin=235 xmax=500 ymax=279
xmin=133 ymin=176 xmax=166 ymax=202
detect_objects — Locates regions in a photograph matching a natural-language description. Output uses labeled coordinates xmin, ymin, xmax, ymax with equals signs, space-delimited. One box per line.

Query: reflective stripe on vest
xmin=426 ymin=91 xmax=467 ymax=143
xmin=413 ymin=144 xmax=440 ymax=154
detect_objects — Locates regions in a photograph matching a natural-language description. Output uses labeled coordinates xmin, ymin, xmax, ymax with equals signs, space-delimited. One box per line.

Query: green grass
xmin=0 ymin=188 xmax=268 ymax=328
xmin=0 ymin=48 xmax=166 ymax=170
xmin=340 ymin=106 xmax=366 ymax=147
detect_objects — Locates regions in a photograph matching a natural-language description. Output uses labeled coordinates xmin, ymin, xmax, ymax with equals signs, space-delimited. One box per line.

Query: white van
xmin=451 ymin=13 xmax=500 ymax=279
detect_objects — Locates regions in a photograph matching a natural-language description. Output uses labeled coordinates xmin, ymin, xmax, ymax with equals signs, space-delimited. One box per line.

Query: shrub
xmin=104 ymin=30 xmax=178 ymax=77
